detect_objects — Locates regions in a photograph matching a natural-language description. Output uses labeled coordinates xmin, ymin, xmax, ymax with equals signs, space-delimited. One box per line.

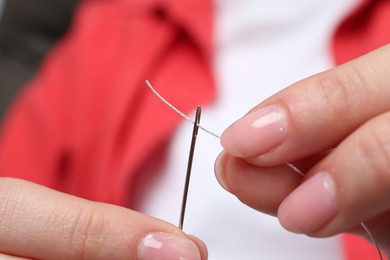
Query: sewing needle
xmin=179 ymin=105 xmax=201 ymax=230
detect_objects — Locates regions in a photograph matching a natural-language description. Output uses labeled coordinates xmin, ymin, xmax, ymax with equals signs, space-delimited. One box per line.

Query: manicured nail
xmin=138 ymin=232 xmax=201 ymax=260
xmin=221 ymin=105 xmax=288 ymax=157
xmin=278 ymin=172 xmax=338 ymax=234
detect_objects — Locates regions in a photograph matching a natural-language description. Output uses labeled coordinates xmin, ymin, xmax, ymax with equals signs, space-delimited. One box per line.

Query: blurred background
xmin=0 ymin=0 xmax=4 ymax=16
xmin=0 ymin=0 xmax=78 ymax=121
xmin=0 ymin=1 xmax=371 ymax=259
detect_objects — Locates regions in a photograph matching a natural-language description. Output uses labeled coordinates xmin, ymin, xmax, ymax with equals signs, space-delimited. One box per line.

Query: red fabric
xmin=1 ymin=0 xmax=389 ymax=259
xmin=333 ymin=0 xmax=390 ymax=259
xmin=342 ymin=234 xmax=387 ymax=260
xmin=333 ymin=0 xmax=390 ymax=64
xmin=0 ymin=0 xmax=215 ymax=206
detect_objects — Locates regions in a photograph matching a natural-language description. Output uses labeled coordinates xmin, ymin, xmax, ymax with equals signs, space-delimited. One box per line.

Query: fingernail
xmin=278 ymin=172 xmax=338 ymax=234
xmin=214 ymin=152 xmax=230 ymax=192
xmin=138 ymin=232 xmax=201 ymax=260
xmin=221 ymin=105 xmax=288 ymax=157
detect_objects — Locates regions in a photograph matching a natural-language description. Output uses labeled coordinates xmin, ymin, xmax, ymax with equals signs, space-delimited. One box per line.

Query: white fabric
xmin=139 ymin=0 xmax=361 ymax=259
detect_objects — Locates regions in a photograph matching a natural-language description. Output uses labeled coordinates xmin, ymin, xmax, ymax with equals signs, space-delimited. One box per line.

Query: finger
xmin=0 ymin=178 xmax=205 ymax=260
xmin=220 ymin=44 xmax=390 ymax=166
xmin=214 ymin=150 xmax=329 ymax=215
xmin=214 ymin=152 xmax=302 ymax=215
xmin=277 ymin=111 xmax=390 ymax=238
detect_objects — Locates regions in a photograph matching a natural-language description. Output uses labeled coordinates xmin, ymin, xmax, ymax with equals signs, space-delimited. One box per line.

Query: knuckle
xmin=357 ymin=114 xmax=390 ymax=184
xmin=315 ymin=66 xmax=368 ymax=124
xmin=63 ymin=207 xmax=107 ymax=259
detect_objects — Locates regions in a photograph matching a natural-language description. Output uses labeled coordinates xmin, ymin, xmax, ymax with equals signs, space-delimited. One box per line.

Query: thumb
xmin=0 ymin=178 xmax=206 ymax=260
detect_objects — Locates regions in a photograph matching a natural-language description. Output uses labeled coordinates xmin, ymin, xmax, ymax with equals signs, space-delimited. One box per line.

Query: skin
xmin=0 ymin=178 xmax=207 ymax=259
xmin=215 ymin=44 xmax=390 ymax=257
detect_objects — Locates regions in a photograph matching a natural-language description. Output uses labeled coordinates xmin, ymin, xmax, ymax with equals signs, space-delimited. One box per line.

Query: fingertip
xmin=188 ymin=235 xmax=208 ymax=260
xmin=214 ymin=151 xmax=231 ymax=192
xmin=220 ymin=105 xmax=288 ymax=158
xmin=137 ymin=232 xmax=203 ymax=260
xmin=220 ymin=126 xmax=242 ymax=157
xmin=277 ymin=171 xmax=338 ymax=234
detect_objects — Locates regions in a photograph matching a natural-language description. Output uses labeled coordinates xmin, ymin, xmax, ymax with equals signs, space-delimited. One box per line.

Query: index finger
xmin=221 ymin=44 xmax=390 ymax=166
xmin=0 ymin=178 xmax=206 ymax=260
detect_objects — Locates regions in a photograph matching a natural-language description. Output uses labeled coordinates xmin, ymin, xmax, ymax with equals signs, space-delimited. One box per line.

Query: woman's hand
xmin=0 ymin=178 xmax=207 ymax=260
xmin=215 ymin=44 xmax=390 ymax=254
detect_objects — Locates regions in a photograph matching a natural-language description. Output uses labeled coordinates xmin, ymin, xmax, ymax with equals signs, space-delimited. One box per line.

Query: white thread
xmin=360 ymin=222 xmax=383 ymax=260
xmin=146 ymin=80 xmax=220 ymax=138
xmin=147 ymin=80 xmax=304 ymax=176
xmin=286 ymin=162 xmax=304 ymax=176
xmin=146 ymin=80 xmax=383 ymax=259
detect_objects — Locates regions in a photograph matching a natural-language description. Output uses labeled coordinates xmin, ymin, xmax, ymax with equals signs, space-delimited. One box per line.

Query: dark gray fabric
xmin=0 ymin=0 xmax=78 ymax=121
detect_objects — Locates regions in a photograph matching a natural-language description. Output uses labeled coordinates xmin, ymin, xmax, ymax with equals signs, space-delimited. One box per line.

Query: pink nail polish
xmin=221 ymin=105 xmax=288 ymax=157
xmin=137 ymin=232 xmax=201 ymax=260
xmin=278 ymin=172 xmax=338 ymax=234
